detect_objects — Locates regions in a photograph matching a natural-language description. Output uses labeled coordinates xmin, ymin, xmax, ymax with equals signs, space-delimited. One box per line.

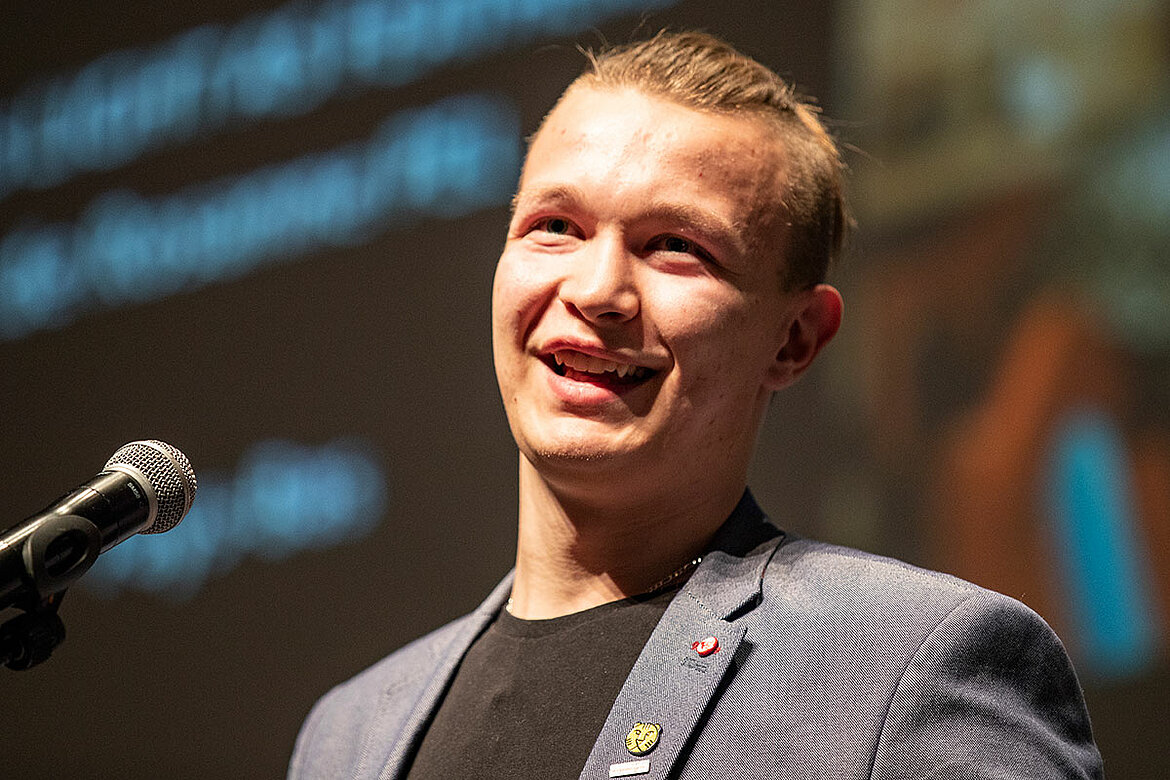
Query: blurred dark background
xmin=2 ymin=0 xmax=1166 ymax=776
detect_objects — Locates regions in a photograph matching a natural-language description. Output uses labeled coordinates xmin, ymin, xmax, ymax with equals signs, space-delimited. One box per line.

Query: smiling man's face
xmin=492 ymin=85 xmax=814 ymax=493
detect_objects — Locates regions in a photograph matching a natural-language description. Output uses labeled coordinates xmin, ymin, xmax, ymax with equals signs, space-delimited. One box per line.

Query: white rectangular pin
xmin=609 ymin=759 xmax=651 ymax=777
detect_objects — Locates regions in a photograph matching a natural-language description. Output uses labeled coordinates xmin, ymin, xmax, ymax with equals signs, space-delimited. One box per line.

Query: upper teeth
xmin=553 ymin=350 xmax=645 ymax=379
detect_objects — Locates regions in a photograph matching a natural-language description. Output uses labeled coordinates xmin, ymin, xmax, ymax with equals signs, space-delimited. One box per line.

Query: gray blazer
xmin=290 ymin=496 xmax=1103 ymax=779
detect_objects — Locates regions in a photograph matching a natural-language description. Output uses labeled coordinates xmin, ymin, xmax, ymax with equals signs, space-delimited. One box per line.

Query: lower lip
xmin=543 ymin=363 xmax=646 ymax=407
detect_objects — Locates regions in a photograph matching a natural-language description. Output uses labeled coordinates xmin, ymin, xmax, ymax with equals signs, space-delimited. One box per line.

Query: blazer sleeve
xmin=869 ymin=590 xmax=1104 ymax=779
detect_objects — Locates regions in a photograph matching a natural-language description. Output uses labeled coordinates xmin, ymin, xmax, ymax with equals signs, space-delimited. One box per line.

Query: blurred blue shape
xmin=1045 ymin=407 xmax=1159 ymax=677
xmin=1002 ymin=54 xmax=1080 ymax=141
xmin=0 ymin=92 xmax=520 ymax=340
xmin=86 ymin=438 xmax=388 ymax=600
xmin=0 ymin=0 xmax=676 ymax=199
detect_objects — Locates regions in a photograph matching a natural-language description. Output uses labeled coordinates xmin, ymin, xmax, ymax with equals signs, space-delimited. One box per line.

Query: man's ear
xmin=764 ymin=284 xmax=843 ymax=391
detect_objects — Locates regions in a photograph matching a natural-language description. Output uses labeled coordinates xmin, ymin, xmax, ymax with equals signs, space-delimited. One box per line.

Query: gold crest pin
xmin=624 ymin=722 xmax=662 ymax=756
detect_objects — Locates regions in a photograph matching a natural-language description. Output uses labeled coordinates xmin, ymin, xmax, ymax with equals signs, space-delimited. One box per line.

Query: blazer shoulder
xmin=871 ymin=568 xmax=1103 ymax=777
xmin=756 ymin=537 xmax=1082 ymax=692
xmin=288 ymin=613 xmax=477 ymax=778
xmin=768 ymin=536 xmax=1009 ymax=616
xmin=762 ymin=538 xmax=1102 ymax=778
xmin=750 ymin=535 xmax=1069 ymax=674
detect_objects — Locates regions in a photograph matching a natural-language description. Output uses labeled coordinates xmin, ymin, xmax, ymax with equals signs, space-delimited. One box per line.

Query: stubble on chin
xmin=524 ymin=444 xmax=609 ymax=465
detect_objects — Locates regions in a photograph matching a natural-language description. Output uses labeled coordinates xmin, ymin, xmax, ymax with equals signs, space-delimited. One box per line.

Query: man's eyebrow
xmin=510 ymin=185 xmax=582 ymax=216
xmin=640 ymin=201 xmax=747 ymax=257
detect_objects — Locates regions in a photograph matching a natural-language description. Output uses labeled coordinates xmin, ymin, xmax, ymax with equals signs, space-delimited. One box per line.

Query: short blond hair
xmin=569 ymin=30 xmax=847 ymax=290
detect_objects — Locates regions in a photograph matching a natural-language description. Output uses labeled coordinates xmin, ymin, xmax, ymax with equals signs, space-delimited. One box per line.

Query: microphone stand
xmin=1 ymin=513 xmax=102 ymax=670
xmin=0 ymin=591 xmax=66 ymax=670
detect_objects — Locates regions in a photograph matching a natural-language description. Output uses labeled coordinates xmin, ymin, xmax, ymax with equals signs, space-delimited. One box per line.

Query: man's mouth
xmin=545 ymin=349 xmax=656 ymax=386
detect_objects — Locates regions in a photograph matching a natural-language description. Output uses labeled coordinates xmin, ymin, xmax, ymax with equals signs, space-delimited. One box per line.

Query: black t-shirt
xmin=404 ymin=587 xmax=677 ymax=779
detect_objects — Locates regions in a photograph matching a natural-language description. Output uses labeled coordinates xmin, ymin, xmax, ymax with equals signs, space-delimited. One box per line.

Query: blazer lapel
xmin=579 ymin=494 xmax=784 ymax=780
xmin=368 ymin=571 xmax=514 ymax=780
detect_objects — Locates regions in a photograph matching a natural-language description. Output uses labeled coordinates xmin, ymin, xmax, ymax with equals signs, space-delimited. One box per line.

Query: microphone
xmin=0 ymin=440 xmax=197 ymax=611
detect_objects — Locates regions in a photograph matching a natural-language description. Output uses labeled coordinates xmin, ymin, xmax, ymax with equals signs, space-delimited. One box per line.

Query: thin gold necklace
xmin=505 ymin=556 xmax=703 ymax=615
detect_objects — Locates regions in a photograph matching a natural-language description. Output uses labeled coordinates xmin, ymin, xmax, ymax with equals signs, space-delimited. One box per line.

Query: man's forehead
xmin=525 ymin=86 xmax=787 ymax=190
xmin=533 ymin=85 xmax=781 ymax=153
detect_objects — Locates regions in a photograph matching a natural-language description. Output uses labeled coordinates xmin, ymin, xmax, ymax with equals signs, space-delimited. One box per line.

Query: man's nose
xmin=559 ymin=234 xmax=640 ymax=324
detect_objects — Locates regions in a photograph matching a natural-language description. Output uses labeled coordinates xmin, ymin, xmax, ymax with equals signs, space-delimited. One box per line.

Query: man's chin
xmin=519 ymin=431 xmax=651 ymax=473
xmin=520 ymin=442 xmax=656 ymax=503
xmin=526 ymin=442 xmax=631 ymax=465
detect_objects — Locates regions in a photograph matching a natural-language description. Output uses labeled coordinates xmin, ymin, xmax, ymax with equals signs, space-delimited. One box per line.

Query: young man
xmin=290 ymin=32 xmax=1102 ymax=779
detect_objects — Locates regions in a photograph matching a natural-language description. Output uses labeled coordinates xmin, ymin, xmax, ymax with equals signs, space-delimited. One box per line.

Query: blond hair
xmin=569 ymin=31 xmax=847 ymax=290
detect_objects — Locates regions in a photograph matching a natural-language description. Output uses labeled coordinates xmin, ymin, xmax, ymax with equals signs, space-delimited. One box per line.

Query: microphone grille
xmin=105 ymin=440 xmax=198 ymax=533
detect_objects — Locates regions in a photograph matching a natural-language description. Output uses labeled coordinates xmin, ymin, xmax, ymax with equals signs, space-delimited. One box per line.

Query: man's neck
xmin=507 ymin=456 xmax=744 ymax=620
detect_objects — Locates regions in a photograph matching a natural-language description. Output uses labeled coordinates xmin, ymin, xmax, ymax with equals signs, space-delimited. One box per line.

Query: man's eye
xmin=652 ymin=235 xmax=706 ymax=257
xmin=536 ymin=217 xmax=572 ymax=235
